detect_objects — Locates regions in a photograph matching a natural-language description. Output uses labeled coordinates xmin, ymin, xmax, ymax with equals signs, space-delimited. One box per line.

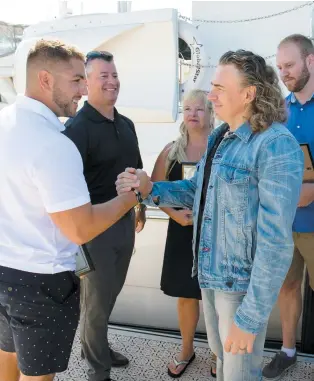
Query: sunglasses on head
xmin=85 ymin=51 xmax=113 ymax=63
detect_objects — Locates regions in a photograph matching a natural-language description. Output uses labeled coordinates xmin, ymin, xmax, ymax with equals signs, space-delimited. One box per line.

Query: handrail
xmin=146 ymin=206 xmax=169 ymax=220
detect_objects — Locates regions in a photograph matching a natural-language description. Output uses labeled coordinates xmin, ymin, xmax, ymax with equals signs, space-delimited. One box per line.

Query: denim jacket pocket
xmin=217 ymin=165 xmax=250 ymax=211
xmin=245 ymin=227 xmax=253 ymax=264
xmin=222 ymin=213 xmax=252 ymax=280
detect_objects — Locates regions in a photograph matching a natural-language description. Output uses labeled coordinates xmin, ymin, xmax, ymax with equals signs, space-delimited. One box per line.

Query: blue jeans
xmin=201 ymin=289 xmax=267 ymax=381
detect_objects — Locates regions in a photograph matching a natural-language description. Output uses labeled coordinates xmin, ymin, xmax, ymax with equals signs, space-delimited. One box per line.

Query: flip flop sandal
xmin=210 ymin=365 xmax=217 ymax=378
xmin=210 ymin=356 xmax=217 ymax=379
xmin=167 ymin=352 xmax=196 ymax=378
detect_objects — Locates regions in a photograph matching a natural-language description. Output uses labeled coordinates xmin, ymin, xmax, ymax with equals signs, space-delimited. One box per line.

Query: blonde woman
xmin=151 ymin=90 xmax=217 ymax=378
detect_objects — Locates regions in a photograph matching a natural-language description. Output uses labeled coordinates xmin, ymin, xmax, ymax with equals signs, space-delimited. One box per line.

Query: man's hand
xmin=116 ymin=168 xmax=140 ymax=194
xmin=224 ymin=323 xmax=256 ymax=355
xmin=135 ymin=207 xmax=146 ymax=233
xmin=298 ymin=183 xmax=314 ymax=207
xmin=170 ymin=209 xmax=193 ymax=226
xmin=116 ymin=168 xmax=153 ymax=198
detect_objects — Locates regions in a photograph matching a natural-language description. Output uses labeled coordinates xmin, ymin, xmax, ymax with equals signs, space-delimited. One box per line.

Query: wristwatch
xmin=131 ymin=188 xmax=143 ymax=204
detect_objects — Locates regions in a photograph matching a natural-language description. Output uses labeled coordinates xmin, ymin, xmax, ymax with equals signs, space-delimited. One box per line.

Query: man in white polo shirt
xmin=0 ymin=40 xmax=149 ymax=381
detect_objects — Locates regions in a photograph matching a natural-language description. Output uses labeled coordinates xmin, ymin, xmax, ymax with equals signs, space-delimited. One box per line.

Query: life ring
xmin=178 ymin=20 xmax=208 ymax=97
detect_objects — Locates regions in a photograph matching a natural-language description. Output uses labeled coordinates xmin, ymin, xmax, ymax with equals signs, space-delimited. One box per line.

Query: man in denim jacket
xmin=116 ymin=50 xmax=304 ymax=380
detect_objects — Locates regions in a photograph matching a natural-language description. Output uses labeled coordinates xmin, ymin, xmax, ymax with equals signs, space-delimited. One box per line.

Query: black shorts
xmin=0 ymin=265 xmax=80 ymax=376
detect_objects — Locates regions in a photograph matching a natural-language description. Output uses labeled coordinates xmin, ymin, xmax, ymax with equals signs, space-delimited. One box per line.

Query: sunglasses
xmin=85 ymin=51 xmax=113 ymax=63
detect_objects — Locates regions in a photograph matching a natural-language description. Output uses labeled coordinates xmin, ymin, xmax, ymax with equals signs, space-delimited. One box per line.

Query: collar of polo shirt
xmin=16 ymin=95 xmax=65 ymax=132
xmin=84 ymin=101 xmax=119 ymax=123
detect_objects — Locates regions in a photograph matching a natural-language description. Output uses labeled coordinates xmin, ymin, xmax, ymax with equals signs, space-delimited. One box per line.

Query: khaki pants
xmin=285 ymin=232 xmax=314 ymax=290
xmin=80 ymin=211 xmax=135 ymax=381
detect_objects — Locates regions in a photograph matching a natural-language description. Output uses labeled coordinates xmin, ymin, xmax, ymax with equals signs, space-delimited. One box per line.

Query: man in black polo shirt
xmin=63 ymin=51 xmax=146 ymax=381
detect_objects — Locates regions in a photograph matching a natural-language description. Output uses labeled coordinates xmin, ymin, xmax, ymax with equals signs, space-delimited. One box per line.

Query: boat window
xmin=178 ymin=37 xmax=191 ymax=87
xmin=0 ymin=22 xmax=26 ymax=57
xmin=178 ymin=37 xmax=192 ymax=110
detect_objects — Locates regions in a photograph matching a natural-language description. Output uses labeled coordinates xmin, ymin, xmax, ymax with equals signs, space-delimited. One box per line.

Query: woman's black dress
xmin=160 ymin=161 xmax=201 ymax=300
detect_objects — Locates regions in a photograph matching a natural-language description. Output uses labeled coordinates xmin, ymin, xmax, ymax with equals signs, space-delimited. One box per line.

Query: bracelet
xmin=131 ymin=188 xmax=143 ymax=204
xmin=135 ymin=204 xmax=147 ymax=212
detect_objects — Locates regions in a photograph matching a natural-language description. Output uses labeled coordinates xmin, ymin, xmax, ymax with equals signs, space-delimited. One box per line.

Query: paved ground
xmin=56 ymin=327 xmax=314 ymax=381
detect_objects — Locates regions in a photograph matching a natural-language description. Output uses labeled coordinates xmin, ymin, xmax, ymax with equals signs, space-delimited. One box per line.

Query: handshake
xmin=116 ymin=167 xmax=153 ymax=199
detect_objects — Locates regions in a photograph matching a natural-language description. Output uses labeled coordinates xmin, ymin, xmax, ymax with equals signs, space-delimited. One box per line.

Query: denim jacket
xmin=145 ymin=122 xmax=304 ymax=334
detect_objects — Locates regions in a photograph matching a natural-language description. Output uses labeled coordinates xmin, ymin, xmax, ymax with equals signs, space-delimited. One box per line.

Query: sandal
xmin=167 ymin=352 xmax=196 ymax=378
xmin=210 ymin=365 xmax=217 ymax=378
xmin=210 ymin=356 xmax=217 ymax=379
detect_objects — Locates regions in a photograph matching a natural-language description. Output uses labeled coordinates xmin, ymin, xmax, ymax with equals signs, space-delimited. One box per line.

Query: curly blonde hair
xmin=219 ymin=50 xmax=287 ymax=132
xmin=166 ymin=89 xmax=214 ymax=178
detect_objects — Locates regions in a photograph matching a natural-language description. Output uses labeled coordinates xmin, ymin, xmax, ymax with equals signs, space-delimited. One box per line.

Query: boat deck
xmin=56 ymin=326 xmax=314 ymax=380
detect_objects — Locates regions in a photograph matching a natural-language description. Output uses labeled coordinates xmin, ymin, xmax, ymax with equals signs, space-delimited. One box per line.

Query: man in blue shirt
xmin=263 ymin=34 xmax=314 ymax=380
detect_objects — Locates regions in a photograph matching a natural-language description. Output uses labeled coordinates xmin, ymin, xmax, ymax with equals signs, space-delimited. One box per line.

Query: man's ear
xmin=38 ymin=70 xmax=54 ymax=92
xmin=245 ymin=85 xmax=256 ymax=105
xmin=306 ymin=54 xmax=314 ymax=71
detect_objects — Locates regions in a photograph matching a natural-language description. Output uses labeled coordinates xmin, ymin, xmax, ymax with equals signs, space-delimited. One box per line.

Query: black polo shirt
xmin=63 ymin=101 xmax=143 ymax=205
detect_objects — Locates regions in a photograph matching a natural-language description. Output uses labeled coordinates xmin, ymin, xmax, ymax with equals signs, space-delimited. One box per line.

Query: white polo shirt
xmin=0 ymin=95 xmax=90 ymax=274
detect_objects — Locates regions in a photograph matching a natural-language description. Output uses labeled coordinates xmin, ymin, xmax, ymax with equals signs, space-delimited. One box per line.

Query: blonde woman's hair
xmin=166 ymin=89 xmax=214 ymax=178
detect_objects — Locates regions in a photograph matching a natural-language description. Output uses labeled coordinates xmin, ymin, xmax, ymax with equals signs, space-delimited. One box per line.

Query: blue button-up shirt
xmin=286 ymin=93 xmax=314 ymax=233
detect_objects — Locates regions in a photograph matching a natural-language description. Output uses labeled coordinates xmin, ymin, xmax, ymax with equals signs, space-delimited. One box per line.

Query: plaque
xmin=75 ymin=244 xmax=95 ymax=278
xmin=182 ymin=162 xmax=197 ymax=180
xmin=301 ymin=144 xmax=314 ymax=182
